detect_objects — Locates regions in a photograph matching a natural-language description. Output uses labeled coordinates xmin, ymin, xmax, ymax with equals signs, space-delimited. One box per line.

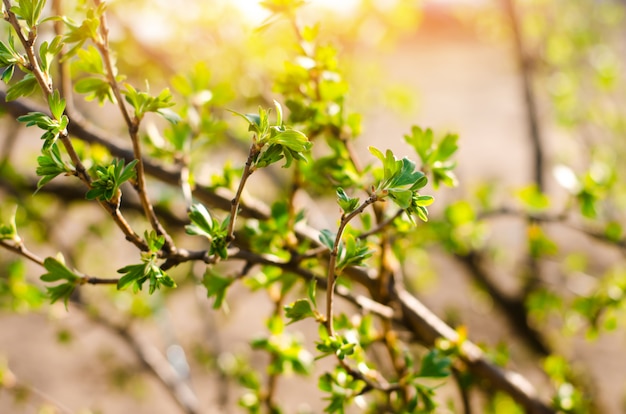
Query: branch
xmin=392 ymin=285 xmax=554 ymax=414
xmin=77 ymin=305 xmax=200 ymax=414
xmin=455 ymin=251 xmax=551 ymax=356
xmin=326 ymin=194 xmax=379 ymax=335
xmin=93 ymin=0 xmax=176 ymax=253
xmin=502 ymin=0 xmax=544 ymax=191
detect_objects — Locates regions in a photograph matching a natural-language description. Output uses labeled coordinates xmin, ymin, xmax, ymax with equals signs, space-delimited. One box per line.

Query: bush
xmin=0 ymin=0 xmax=624 ymax=413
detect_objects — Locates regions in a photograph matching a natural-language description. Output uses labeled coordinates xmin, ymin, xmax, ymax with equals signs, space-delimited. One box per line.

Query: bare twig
xmin=0 ymin=239 xmax=45 ymax=267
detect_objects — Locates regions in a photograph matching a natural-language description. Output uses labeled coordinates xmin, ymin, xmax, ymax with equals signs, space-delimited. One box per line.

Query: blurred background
xmin=2 ymin=0 xmax=626 ymax=412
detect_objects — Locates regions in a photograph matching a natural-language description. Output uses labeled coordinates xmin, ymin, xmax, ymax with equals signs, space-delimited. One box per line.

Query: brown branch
xmin=326 ymin=193 xmax=379 ymax=336
xmin=93 ymin=0 xmax=176 ymax=254
xmin=455 ymin=251 xmax=551 ymax=356
xmin=502 ymin=0 xmax=544 ymax=191
xmin=226 ymin=142 xmax=258 ymax=243
xmin=75 ymin=304 xmax=200 ymax=414
xmin=0 ymin=239 xmax=45 ymax=267
xmin=392 ymin=285 xmax=554 ymax=414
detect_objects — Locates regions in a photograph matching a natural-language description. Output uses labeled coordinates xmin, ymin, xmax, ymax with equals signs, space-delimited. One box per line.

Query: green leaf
xmin=337 ymin=234 xmax=373 ymax=270
xmin=116 ymin=263 xmax=145 ymax=291
xmin=336 ymin=187 xmax=359 ymax=214
xmin=433 ymin=133 xmax=459 ymax=161
xmin=1 ymin=65 xmax=15 ymax=83
xmin=203 ymin=269 xmax=232 ymax=309
xmin=85 ymin=159 xmax=137 ymax=202
xmin=307 ymin=278 xmax=317 ymax=307
xmin=6 ymin=74 xmax=38 ymax=101
xmin=45 ymin=282 xmax=76 ymax=309
xmin=35 ymin=143 xmax=72 ymax=190
xmin=73 ymin=45 xmax=105 ymax=75
xmin=319 ymin=229 xmax=335 ymax=250
xmin=74 ymin=76 xmax=114 ymax=104
xmin=417 ymin=349 xmax=452 ymax=378
xmin=274 ymin=99 xmax=283 ymax=126
xmin=404 ymin=126 xmax=433 ymax=164
xmin=284 ymin=299 xmax=315 ymax=324
xmin=268 ymin=129 xmax=311 ymax=153
xmin=48 ymin=90 xmax=66 ymax=120
xmin=516 ymin=184 xmax=550 ymax=211
xmin=0 ymin=206 xmax=19 ymax=241
xmin=185 ymin=203 xmax=214 ymax=239
xmin=40 ymin=257 xmax=80 ymax=283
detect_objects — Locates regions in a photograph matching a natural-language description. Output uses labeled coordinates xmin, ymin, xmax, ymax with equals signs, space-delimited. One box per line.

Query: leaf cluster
xmin=232 ymin=101 xmax=311 ymax=169
xmin=85 ymin=158 xmax=138 ymax=202
xmin=404 ymin=126 xmax=458 ymax=189
xmin=116 ymin=231 xmax=176 ymax=294
xmin=185 ymin=203 xmax=230 ymax=259
xmin=370 ymin=146 xmax=433 ymax=222
xmin=16 ymin=91 xmax=68 ymax=150
xmin=39 ymin=256 xmax=80 ymax=308
xmin=319 ymin=229 xmax=373 ymax=271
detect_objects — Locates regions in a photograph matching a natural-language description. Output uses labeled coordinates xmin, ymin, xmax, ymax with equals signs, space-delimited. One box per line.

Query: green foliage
xmin=318 ymin=367 xmax=365 ymax=413
xmin=0 ymin=206 xmax=19 ymax=242
xmin=2 ymin=1 xmax=622 ymax=413
xmin=202 ymin=268 xmax=232 ymax=309
xmin=6 ymin=74 xmax=39 ymax=101
xmin=0 ymin=34 xmax=24 ymax=83
xmin=369 ymin=146 xmax=433 ymax=222
xmin=404 ymin=126 xmax=459 ymax=189
xmin=231 ymin=101 xmax=312 ymax=169
xmin=85 ymin=158 xmax=138 ymax=202
xmin=10 ymin=0 xmax=47 ymax=28
xmin=123 ymin=84 xmax=179 ymax=123
xmin=336 ymin=187 xmax=359 ymax=215
xmin=0 ymin=261 xmax=44 ymax=311
xmin=117 ymin=231 xmax=176 ymax=294
xmin=185 ymin=203 xmax=230 ymax=259
xmin=16 ymin=92 xmax=69 ymax=150
xmin=39 ymin=256 xmax=80 ymax=308
xmin=35 ymin=143 xmax=73 ymax=191
xmin=61 ymin=3 xmax=107 ymax=56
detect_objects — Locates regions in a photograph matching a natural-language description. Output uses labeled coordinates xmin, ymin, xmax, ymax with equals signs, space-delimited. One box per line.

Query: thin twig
xmin=77 ymin=304 xmax=200 ymax=414
xmin=326 ymin=193 xmax=379 ymax=336
xmin=226 ymin=141 xmax=258 ymax=243
xmin=93 ymin=0 xmax=176 ymax=253
xmin=0 ymin=239 xmax=45 ymax=267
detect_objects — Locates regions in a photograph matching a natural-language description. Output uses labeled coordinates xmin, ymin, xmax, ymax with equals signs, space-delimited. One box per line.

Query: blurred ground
xmin=1 ymin=3 xmax=626 ymax=414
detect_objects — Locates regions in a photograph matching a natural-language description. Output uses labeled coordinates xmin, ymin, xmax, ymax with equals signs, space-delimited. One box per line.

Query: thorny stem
xmin=93 ymin=0 xmax=176 ymax=254
xmin=326 ymin=193 xmax=379 ymax=336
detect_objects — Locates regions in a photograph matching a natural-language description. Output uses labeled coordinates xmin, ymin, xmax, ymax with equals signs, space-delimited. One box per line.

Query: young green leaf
xmin=284 ymin=298 xmax=315 ymax=324
xmin=336 ymin=187 xmax=359 ymax=214
xmin=48 ymin=90 xmax=66 ymax=120
xmin=6 ymin=74 xmax=38 ymax=101
xmin=417 ymin=349 xmax=452 ymax=379
xmin=203 ymin=269 xmax=232 ymax=309
xmin=319 ymin=229 xmax=335 ymax=251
